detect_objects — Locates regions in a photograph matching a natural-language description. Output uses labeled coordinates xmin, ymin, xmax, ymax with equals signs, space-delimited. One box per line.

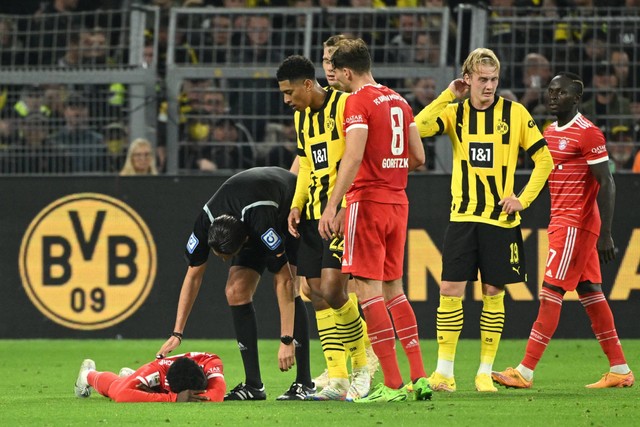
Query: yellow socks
xmin=435 ymin=295 xmax=463 ymax=377
xmin=316 ymin=308 xmax=348 ymax=379
xmin=334 ymin=299 xmax=367 ymax=370
xmin=478 ymin=291 xmax=505 ymax=374
xmin=349 ymin=292 xmax=371 ymax=349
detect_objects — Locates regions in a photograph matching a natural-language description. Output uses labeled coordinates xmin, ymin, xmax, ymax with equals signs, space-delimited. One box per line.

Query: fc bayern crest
xmin=558 ymin=138 xmax=568 ymax=150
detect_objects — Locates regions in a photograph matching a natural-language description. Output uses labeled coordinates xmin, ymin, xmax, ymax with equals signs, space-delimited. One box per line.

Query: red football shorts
xmin=544 ymin=226 xmax=601 ymax=290
xmin=342 ymin=200 xmax=408 ymax=281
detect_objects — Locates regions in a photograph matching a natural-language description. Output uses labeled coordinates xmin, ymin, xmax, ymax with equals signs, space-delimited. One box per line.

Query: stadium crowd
xmin=1 ymin=0 xmax=640 ymax=174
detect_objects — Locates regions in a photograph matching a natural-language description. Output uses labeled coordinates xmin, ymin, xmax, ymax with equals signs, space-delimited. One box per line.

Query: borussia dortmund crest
xmin=496 ymin=119 xmax=509 ymax=135
xmin=327 ymin=117 xmax=335 ymax=131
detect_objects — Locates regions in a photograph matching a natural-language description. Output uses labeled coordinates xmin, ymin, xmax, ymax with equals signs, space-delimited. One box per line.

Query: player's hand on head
xmin=449 ymin=79 xmax=469 ymax=99
xmin=136 ymin=383 xmax=155 ymax=393
xmin=176 ymin=390 xmax=209 ymax=402
xmin=288 ymin=208 xmax=301 ymax=238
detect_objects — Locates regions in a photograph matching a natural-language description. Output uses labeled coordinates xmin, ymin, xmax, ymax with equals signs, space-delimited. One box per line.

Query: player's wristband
xmin=280 ymin=335 xmax=294 ymax=345
xmin=171 ymin=332 xmax=183 ymax=343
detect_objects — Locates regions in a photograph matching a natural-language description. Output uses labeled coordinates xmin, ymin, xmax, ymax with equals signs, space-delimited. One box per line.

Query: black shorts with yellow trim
xmin=441 ymin=221 xmax=526 ymax=286
xmin=296 ymin=219 xmax=343 ymax=279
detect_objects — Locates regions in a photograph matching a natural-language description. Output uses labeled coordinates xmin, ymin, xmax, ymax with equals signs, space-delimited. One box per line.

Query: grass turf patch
xmin=0 ymin=339 xmax=637 ymax=426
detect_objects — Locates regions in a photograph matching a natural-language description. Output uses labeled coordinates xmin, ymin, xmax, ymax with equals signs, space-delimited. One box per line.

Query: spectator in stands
xmin=13 ymin=85 xmax=51 ymax=119
xmin=103 ymin=122 xmax=128 ymax=172
xmin=387 ymin=14 xmax=423 ymax=63
xmin=200 ymin=88 xmax=229 ymax=117
xmin=209 ymin=118 xmax=255 ymax=169
xmin=413 ymin=31 xmax=441 ymax=65
xmin=79 ymin=25 xmax=112 ymax=67
xmin=607 ymin=125 xmax=636 ymax=172
xmin=581 ymin=62 xmax=634 ymax=141
xmin=282 ymin=0 xmax=316 ymax=60
xmin=200 ymin=14 xmax=233 ymax=64
xmin=579 ymin=29 xmax=609 ymax=88
xmin=498 ymin=89 xmax=518 ymax=102
xmin=1 ymin=113 xmax=59 ymax=174
xmin=262 ymin=119 xmax=296 ymax=168
xmin=180 ymin=114 xmax=213 ymax=171
xmin=48 ymin=92 xmax=106 ymax=173
xmin=0 ymin=17 xmax=25 ymax=66
xmin=518 ymin=52 xmax=552 ymax=115
xmin=609 ymin=49 xmax=637 ymax=102
xmin=120 ymin=137 xmax=159 ymax=176
xmin=486 ymin=0 xmax=526 ymax=88
xmin=182 ymin=79 xmax=217 ymax=113
xmin=229 ymin=15 xmax=285 ymax=141
xmin=405 ymin=76 xmax=437 ymax=171
xmin=180 ymin=117 xmax=254 ymax=171
xmin=43 ymin=84 xmax=69 ymax=131
xmin=57 ymin=32 xmax=81 ymax=68
xmin=232 ymin=14 xmax=283 ymax=64
xmin=31 ymin=0 xmax=81 ymax=66
xmin=404 ymin=76 xmax=436 ymax=115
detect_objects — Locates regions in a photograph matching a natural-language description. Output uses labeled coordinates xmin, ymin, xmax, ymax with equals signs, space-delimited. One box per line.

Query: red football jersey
xmin=343 ymin=84 xmax=416 ymax=205
xmin=544 ymin=113 xmax=608 ymax=235
xmin=121 ymin=352 xmax=225 ymax=402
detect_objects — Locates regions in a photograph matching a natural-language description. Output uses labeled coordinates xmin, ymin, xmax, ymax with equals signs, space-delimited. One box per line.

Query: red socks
xmin=361 ymin=296 xmax=403 ymax=388
xmin=580 ymin=291 xmax=627 ymax=366
xmin=386 ymin=294 xmax=427 ymax=382
xmin=522 ymin=287 xmax=563 ymax=370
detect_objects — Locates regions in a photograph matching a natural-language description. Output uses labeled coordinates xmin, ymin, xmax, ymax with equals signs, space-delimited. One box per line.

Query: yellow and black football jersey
xmin=416 ymin=90 xmax=552 ymax=228
xmin=291 ymin=87 xmax=348 ymax=220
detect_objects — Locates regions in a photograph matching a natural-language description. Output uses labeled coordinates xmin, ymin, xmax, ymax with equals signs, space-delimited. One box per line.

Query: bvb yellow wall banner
xmin=19 ymin=193 xmax=157 ymax=330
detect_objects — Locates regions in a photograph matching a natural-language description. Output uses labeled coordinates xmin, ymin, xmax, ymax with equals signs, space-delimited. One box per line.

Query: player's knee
xmin=225 ymin=282 xmax=253 ymax=305
xmin=576 ymin=281 xmax=601 ymax=295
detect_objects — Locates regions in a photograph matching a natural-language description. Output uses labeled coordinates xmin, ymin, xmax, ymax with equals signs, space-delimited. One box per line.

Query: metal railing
xmin=1 ymin=4 xmax=638 ymax=175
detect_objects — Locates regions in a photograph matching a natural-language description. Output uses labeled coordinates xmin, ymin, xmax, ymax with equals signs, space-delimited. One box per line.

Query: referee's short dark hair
xmin=208 ymin=214 xmax=247 ymax=256
xmin=166 ymin=357 xmax=207 ymax=393
xmin=276 ymin=55 xmax=316 ymax=82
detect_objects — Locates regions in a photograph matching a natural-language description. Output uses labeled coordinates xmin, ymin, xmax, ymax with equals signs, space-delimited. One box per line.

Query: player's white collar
xmin=555 ymin=112 xmax=582 ymax=131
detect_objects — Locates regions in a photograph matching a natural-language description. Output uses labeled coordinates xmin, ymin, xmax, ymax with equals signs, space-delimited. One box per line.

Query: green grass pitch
xmin=0 ymin=339 xmax=638 ymax=426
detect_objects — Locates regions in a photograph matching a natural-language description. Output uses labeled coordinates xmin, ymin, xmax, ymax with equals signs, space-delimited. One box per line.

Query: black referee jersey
xmin=185 ymin=167 xmax=297 ymax=266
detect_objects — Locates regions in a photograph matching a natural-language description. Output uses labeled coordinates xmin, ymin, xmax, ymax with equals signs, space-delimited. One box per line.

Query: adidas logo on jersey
xmin=545 ymin=269 xmax=553 ymax=278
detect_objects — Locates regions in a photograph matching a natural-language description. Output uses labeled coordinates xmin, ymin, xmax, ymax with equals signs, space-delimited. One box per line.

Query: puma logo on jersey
xmin=512 ymin=266 xmax=521 ymax=275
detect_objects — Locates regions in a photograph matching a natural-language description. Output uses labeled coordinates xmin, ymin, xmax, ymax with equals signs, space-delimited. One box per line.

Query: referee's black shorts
xmin=232 ymin=226 xmax=299 ymax=275
xmin=441 ymin=221 xmax=526 ymax=286
xmin=296 ymin=219 xmax=343 ymax=279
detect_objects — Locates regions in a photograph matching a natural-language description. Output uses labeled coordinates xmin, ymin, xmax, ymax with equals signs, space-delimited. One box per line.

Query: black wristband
xmin=171 ymin=332 xmax=183 ymax=343
xmin=280 ymin=335 xmax=294 ymax=345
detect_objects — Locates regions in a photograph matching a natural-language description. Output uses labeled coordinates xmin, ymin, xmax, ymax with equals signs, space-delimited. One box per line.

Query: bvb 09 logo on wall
xmin=19 ymin=193 xmax=157 ymax=330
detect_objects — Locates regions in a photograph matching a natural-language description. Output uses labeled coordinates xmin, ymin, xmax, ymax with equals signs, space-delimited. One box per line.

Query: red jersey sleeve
xmin=581 ymin=125 xmax=608 ymax=164
xmin=343 ymin=94 xmax=369 ymax=131
xmin=201 ymin=355 xmax=226 ymax=402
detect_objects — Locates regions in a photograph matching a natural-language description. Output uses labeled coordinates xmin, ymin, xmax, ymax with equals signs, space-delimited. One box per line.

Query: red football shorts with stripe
xmin=544 ymin=226 xmax=600 ymax=291
xmin=342 ymin=201 xmax=408 ymax=281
